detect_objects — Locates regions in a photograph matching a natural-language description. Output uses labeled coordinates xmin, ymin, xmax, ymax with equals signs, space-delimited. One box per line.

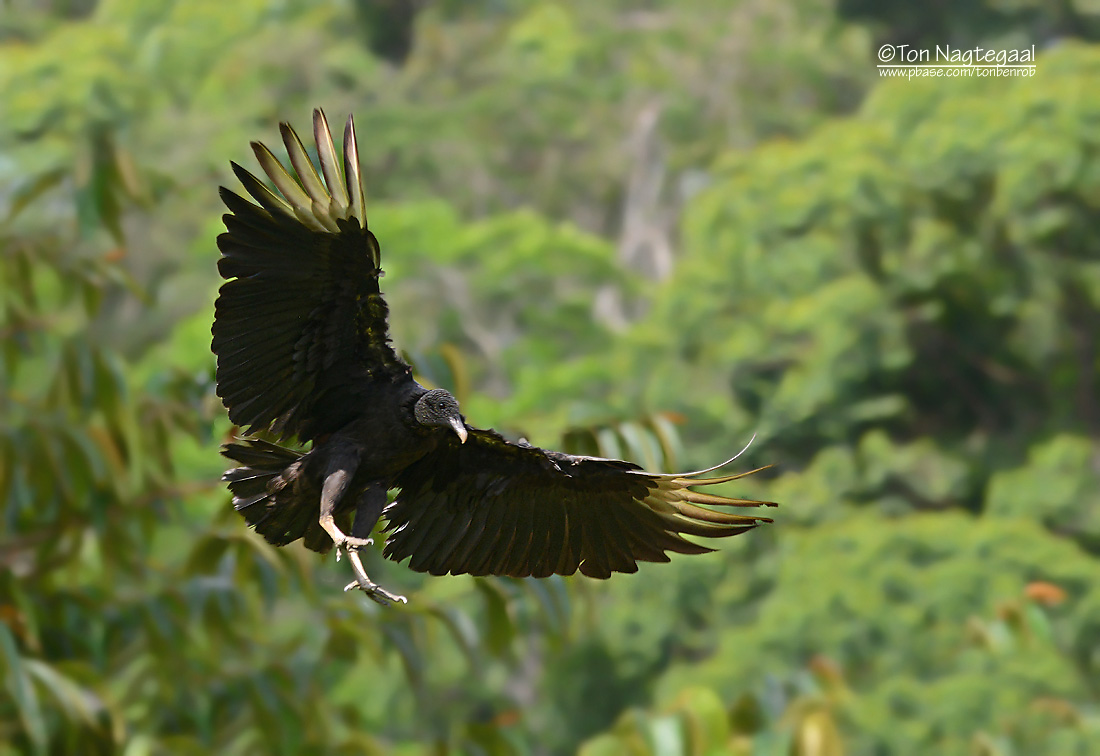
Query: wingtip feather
xmin=313 ymin=108 xmax=351 ymax=214
xmin=230 ymin=161 xmax=293 ymax=216
xmin=280 ymin=121 xmax=329 ymax=205
xmin=344 ymin=114 xmax=367 ymax=225
xmin=251 ymin=140 xmax=324 ymax=228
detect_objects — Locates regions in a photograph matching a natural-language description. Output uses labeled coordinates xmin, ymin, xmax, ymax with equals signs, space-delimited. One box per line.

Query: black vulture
xmin=212 ymin=110 xmax=776 ymax=605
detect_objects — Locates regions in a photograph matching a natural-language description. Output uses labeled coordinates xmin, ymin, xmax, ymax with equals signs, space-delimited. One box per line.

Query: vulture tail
xmin=221 ymin=439 xmax=340 ymax=553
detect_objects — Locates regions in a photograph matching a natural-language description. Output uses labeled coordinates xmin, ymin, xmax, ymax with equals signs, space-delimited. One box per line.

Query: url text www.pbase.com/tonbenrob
xmin=876 ymin=44 xmax=1037 ymax=79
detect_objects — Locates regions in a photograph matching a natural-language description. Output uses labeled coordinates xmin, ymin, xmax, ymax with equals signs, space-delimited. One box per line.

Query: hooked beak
xmin=449 ymin=417 xmax=468 ymax=444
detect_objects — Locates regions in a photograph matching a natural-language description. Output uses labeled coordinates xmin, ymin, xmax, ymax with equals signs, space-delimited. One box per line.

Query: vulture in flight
xmin=212 ymin=110 xmax=776 ymax=605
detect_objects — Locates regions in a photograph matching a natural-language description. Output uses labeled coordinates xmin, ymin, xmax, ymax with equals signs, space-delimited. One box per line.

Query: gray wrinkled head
xmin=413 ymin=388 xmax=467 ymax=443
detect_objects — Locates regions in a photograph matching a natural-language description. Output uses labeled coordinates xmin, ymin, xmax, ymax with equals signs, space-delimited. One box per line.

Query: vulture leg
xmin=343 ymin=483 xmax=407 ymax=605
xmin=350 ymin=483 xmax=387 ymax=541
xmin=318 ymin=466 xmax=374 ymax=553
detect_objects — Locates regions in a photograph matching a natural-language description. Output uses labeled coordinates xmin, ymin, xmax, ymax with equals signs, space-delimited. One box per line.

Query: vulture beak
xmin=449 ymin=417 xmax=468 ymax=444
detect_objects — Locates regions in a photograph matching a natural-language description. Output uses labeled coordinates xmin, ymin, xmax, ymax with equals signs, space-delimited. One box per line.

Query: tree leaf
xmin=0 ymin=623 xmax=47 ymax=755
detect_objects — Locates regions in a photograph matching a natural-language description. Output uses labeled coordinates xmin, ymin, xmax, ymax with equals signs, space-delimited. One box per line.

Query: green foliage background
xmin=2 ymin=1 xmax=1099 ymax=754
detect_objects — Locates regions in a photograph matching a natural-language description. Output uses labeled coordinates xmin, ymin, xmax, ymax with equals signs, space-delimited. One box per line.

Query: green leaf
xmin=4 ymin=168 xmax=66 ymax=223
xmin=0 ymin=623 xmax=47 ymax=755
xmin=474 ymin=578 xmax=516 ymax=658
xmin=25 ymin=660 xmax=111 ymax=733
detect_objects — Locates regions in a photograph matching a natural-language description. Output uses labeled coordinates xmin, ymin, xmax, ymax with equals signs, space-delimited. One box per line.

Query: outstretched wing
xmin=383 ymin=429 xmax=775 ymax=578
xmin=212 ymin=110 xmax=410 ymax=441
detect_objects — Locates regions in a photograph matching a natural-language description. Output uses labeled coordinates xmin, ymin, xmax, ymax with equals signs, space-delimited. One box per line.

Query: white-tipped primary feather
xmin=231 ymin=162 xmax=294 ymax=217
xmin=280 ymin=121 xmax=329 ymax=207
xmin=343 ymin=115 xmax=367 ymax=225
xmin=313 ymin=109 xmax=350 ymax=217
xmin=251 ymin=142 xmax=328 ymax=233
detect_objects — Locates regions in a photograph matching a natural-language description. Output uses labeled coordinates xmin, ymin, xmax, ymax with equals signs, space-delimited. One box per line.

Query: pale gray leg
xmin=318 ymin=459 xmax=373 ymax=553
xmin=316 ymin=454 xmax=402 ymax=605
xmin=342 ymin=484 xmax=406 ymax=605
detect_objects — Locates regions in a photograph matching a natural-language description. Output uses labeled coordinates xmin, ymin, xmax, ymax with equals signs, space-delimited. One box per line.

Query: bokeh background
xmin=3 ymin=1 xmax=1100 ymax=754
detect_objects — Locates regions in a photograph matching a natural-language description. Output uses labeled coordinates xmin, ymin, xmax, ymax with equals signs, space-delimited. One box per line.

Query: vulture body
xmin=212 ymin=110 xmax=775 ymax=604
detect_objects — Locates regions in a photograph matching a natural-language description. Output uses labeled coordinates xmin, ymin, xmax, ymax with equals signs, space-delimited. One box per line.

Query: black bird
xmin=212 ymin=110 xmax=776 ymax=605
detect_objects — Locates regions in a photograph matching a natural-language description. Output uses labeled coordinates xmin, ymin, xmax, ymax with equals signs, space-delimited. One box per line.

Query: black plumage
xmin=212 ymin=110 xmax=776 ymax=604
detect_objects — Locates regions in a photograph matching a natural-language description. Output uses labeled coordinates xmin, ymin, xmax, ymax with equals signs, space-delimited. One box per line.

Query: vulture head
xmin=413 ymin=388 xmax=467 ymax=443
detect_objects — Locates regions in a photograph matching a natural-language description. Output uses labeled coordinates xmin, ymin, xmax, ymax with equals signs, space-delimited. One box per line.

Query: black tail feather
xmin=221 ymin=439 xmax=344 ymax=553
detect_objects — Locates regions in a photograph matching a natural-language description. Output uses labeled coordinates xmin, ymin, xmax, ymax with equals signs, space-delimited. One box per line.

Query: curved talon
xmin=344 ymin=578 xmax=408 ymax=606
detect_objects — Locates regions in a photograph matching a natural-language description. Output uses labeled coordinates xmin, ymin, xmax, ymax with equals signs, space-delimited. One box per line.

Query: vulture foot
xmin=343 ymin=548 xmax=407 ymax=606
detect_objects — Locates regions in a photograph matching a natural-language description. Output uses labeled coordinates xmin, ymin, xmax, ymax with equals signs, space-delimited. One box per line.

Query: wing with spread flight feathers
xmin=212 ymin=110 xmax=409 ymax=441
xmin=384 ymin=429 xmax=775 ymax=578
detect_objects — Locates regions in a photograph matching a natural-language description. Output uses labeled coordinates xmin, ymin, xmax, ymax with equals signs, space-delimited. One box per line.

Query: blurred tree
xmin=645 ymin=515 xmax=1100 ymax=755
xmin=352 ymin=0 xmax=426 ymax=65
xmin=635 ymin=43 xmax=1100 ymax=497
xmin=838 ymin=0 xmax=1100 ymax=50
xmin=568 ymin=40 xmax=1100 ymax=756
xmin=3 ymin=1 xmax=1100 ymax=754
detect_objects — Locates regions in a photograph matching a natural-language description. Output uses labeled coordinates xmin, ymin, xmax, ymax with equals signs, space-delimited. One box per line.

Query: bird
xmin=212 ymin=109 xmax=776 ymax=605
